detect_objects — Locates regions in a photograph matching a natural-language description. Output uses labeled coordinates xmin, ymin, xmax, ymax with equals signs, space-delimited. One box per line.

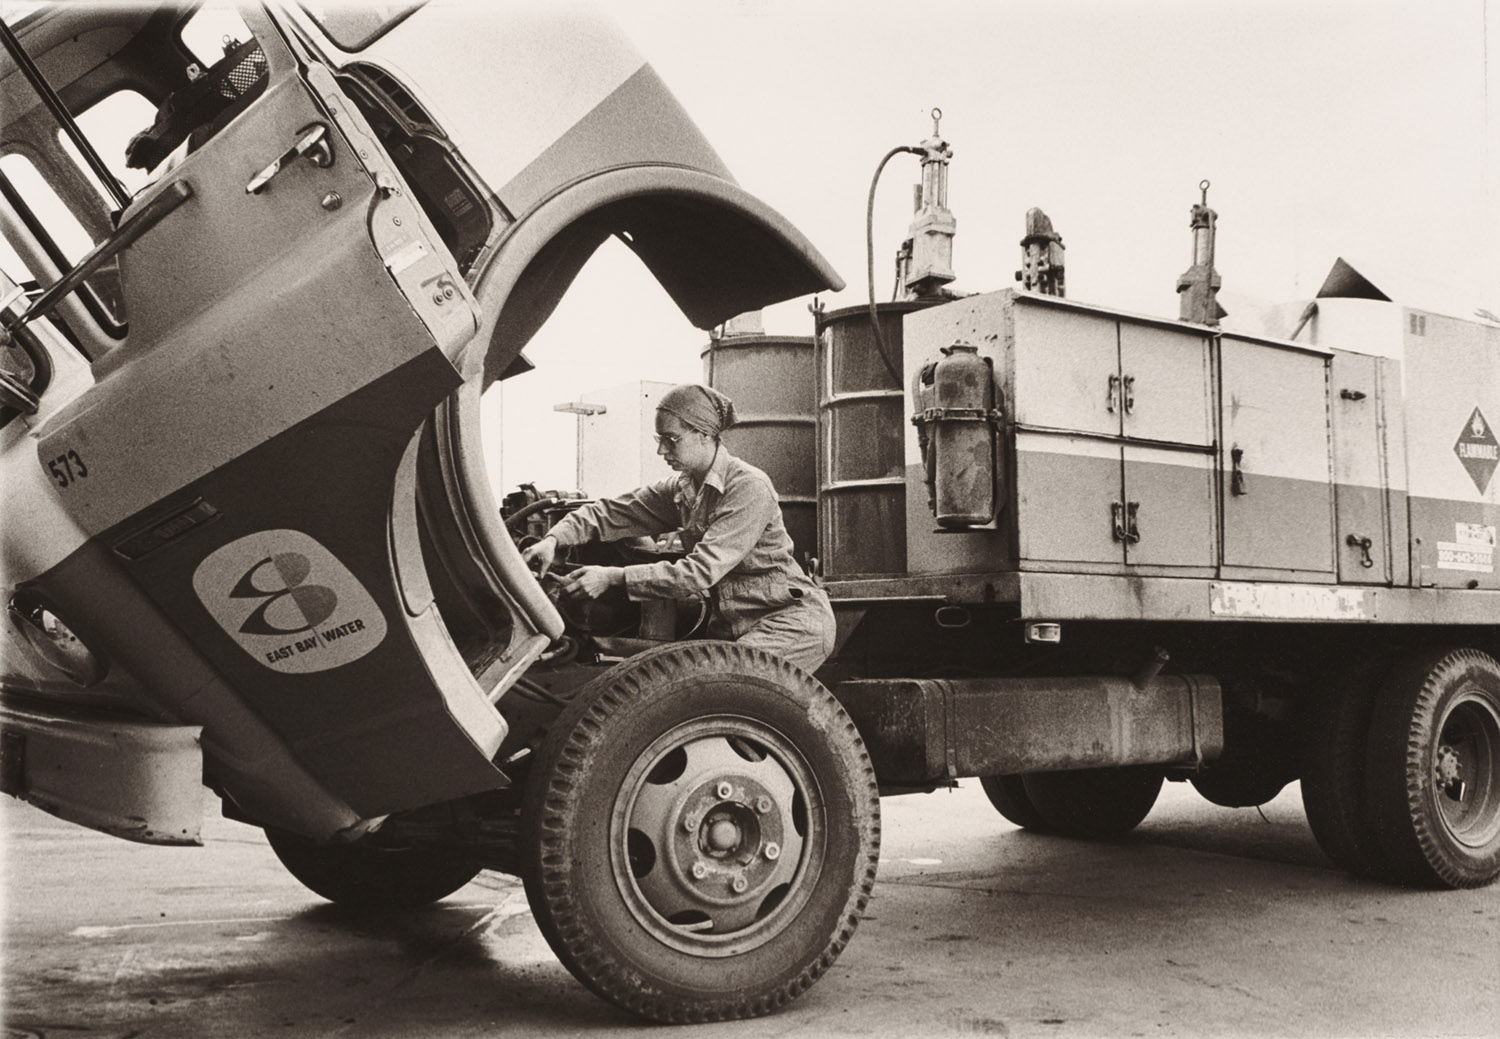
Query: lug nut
xmin=683 ymin=812 xmax=700 ymax=832
xmin=716 ymin=781 xmax=734 ymax=800
xmin=755 ymin=796 xmax=772 ymax=814
xmin=691 ymin=862 xmax=708 ymax=879
xmin=730 ymin=875 xmax=748 ymax=893
xmin=764 ymin=842 xmax=780 ymax=861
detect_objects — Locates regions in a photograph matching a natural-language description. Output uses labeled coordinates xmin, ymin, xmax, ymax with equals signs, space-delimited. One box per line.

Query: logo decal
xmin=1454 ymin=407 xmax=1499 ymax=494
xmin=193 ymin=530 xmax=386 ymax=673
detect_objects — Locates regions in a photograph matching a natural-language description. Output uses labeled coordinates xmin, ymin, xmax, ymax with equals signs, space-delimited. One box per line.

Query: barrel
xmin=702 ymin=333 xmax=817 ymax=563
xmin=816 ymin=301 xmax=935 ymax=577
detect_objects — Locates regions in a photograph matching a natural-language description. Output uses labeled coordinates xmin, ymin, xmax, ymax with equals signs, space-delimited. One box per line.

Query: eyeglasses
xmin=653 ymin=431 xmax=688 ymax=449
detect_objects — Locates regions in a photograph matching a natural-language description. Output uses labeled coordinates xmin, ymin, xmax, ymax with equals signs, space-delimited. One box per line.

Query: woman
xmin=521 ymin=383 xmax=836 ymax=673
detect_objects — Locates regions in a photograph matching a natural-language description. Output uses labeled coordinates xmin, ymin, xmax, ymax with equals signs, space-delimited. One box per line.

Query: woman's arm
xmin=621 ymin=471 xmax=779 ymax=600
xmin=545 ymin=478 xmax=681 ymax=548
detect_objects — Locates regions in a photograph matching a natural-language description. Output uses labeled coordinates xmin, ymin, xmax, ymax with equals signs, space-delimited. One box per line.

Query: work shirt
xmin=545 ymin=448 xmax=835 ymax=671
xmin=546 ymin=448 xmax=806 ymax=602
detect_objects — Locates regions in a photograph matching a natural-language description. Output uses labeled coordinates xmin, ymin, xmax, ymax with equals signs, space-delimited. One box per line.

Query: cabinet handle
xmin=1112 ymin=501 xmax=1142 ymax=544
xmin=1122 ymin=374 xmax=1136 ymax=414
xmin=1346 ymin=533 xmax=1375 ymax=568
xmin=1107 ymin=373 xmax=1120 ymax=413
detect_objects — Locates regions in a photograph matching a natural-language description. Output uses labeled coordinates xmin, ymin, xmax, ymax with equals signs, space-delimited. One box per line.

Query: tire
xmin=979 ymin=773 xmax=1050 ymax=830
xmin=521 ymin=641 xmax=880 ymax=1023
xmin=1299 ymin=662 xmax=1391 ymax=879
xmin=263 ymin=827 xmax=481 ymax=910
xmin=1019 ymin=766 xmax=1163 ymax=838
xmin=1365 ymin=647 xmax=1500 ymax=889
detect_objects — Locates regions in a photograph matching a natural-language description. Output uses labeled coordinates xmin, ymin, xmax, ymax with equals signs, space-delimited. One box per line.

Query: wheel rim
xmin=610 ymin=714 xmax=825 ymax=957
xmin=1432 ymin=689 xmax=1500 ymax=848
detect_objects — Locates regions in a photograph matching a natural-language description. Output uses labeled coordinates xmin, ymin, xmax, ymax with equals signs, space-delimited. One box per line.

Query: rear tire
xmin=1299 ymin=662 xmax=1391 ymax=880
xmin=979 ymin=774 xmax=1049 ymax=830
xmin=263 ymin=827 xmax=480 ymax=910
xmin=1365 ymin=648 xmax=1500 ymax=889
xmin=1019 ymin=766 xmax=1163 ymax=838
xmin=521 ymin=642 xmax=880 ymax=1022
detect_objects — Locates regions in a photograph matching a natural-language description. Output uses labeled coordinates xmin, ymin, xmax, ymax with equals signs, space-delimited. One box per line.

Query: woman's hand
xmin=521 ymin=535 xmax=557 ymax=576
xmin=560 ymin=565 xmax=623 ymax=600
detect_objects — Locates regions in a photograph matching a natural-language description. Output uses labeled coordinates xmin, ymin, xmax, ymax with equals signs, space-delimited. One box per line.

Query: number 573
xmin=46 ymin=449 xmax=88 ymax=488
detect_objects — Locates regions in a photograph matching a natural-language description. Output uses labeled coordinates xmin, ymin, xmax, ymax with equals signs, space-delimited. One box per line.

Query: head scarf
xmin=657 ymin=383 xmax=737 ymax=438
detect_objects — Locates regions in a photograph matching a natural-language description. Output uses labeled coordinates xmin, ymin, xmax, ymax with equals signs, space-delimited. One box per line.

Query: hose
xmin=503 ymin=496 xmax=567 ymax=532
xmin=866 ymin=145 xmax=923 ymax=388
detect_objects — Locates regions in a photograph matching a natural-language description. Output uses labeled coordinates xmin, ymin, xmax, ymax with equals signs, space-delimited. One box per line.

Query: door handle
xmin=246 ymin=124 xmax=333 ymax=195
xmin=1107 ymin=373 xmax=1120 ymax=413
xmin=1122 ymin=374 xmax=1135 ymax=414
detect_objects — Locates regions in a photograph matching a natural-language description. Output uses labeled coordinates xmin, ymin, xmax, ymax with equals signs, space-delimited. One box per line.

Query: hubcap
xmin=1432 ymin=690 xmax=1500 ymax=848
xmin=610 ymin=716 xmax=824 ymax=957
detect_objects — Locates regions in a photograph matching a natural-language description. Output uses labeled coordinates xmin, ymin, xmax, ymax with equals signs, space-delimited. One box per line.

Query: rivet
xmin=393 ymin=216 xmax=402 ymax=226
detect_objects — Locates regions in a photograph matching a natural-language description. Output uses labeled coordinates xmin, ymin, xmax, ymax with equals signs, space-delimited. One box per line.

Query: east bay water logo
xmin=193 ymin=530 xmax=387 ymax=673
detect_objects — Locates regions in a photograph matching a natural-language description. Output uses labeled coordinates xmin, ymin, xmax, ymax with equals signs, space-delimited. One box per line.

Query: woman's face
xmin=655 ymin=413 xmax=716 ymax=477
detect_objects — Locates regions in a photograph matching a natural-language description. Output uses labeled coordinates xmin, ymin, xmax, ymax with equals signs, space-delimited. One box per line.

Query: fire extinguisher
xmin=911 ymin=342 xmax=1001 ymax=527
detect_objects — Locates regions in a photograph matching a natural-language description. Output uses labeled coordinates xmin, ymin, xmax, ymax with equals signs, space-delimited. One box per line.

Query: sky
xmin=474 ymin=0 xmax=1497 ymax=495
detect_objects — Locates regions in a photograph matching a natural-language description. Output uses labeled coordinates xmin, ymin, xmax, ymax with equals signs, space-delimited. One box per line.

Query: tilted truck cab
xmin=2 ymin=2 xmax=873 ymax=1022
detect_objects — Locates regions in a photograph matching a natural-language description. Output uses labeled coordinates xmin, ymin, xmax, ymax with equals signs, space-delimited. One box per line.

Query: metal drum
xmin=817 ymin=301 xmax=934 ymax=577
xmin=702 ymin=333 xmax=817 ymax=563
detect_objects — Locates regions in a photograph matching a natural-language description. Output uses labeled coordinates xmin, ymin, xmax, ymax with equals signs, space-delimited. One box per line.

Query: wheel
xmin=979 ymin=773 xmax=1050 ymax=830
xmin=521 ymin=641 xmax=880 ymax=1023
xmin=1019 ymin=766 xmax=1163 ymax=838
xmin=1365 ymin=647 xmax=1500 ymax=888
xmin=263 ymin=827 xmax=481 ymax=910
xmin=1299 ymin=662 xmax=1391 ymax=879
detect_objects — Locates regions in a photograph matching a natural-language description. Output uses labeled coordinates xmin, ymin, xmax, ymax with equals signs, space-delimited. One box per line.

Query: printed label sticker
xmin=1437 ymin=522 xmax=1496 ymax=572
xmin=192 ymin=530 xmax=386 ymax=673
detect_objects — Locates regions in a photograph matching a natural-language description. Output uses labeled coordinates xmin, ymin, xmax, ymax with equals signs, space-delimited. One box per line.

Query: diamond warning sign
xmin=1454 ymin=407 xmax=1499 ymax=493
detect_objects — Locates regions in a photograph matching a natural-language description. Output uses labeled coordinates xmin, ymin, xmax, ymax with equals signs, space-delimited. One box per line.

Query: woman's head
xmin=655 ymin=384 xmax=735 ymax=477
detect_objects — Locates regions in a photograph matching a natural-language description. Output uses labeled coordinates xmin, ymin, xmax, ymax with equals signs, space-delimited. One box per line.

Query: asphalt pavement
xmin=2 ymin=780 xmax=1496 ymax=1039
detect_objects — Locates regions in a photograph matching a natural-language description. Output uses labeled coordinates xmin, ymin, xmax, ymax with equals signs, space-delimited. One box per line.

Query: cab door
xmin=31 ymin=5 xmax=507 ymax=819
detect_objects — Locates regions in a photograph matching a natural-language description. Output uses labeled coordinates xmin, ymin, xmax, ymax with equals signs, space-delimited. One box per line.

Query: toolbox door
xmin=1219 ymin=338 xmax=1335 ymax=576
